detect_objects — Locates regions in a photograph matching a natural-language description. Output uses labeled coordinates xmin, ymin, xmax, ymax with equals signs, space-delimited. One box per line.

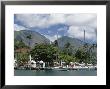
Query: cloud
xmin=14 ymin=24 xmax=27 ymax=31
xmin=15 ymin=14 xmax=49 ymax=28
xmin=44 ymin=34 xmax=61 ymax=42
xmin=57 ymin=26 xmax=67 ymax=32
xmin=66 ymin=14 xmax=96 ymax=26
xmin=87 ymin=18 xmax=97 ymax=28
xmin=14 ymin=14 xmax=97 ymax=42
xmin=15 ymin=14 xmax=65 ymax=28
xmin=47 ymin=14 xmax=66 ymax=26
xmin=15 ymin=14 xmax=97 ymax=29
xmin=47 ymin=30 xmax=52 ymax=34
xmin=67 ymin=26 xmax=96 ymax=41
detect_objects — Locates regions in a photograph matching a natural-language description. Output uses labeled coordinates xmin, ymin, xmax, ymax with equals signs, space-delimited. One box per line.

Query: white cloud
xmin=15 ymin=14 xmax=65 ymax=28
xmin=58 ymin=27 xmax=66 ymax=32
xmin=15 ymin=14 xmax=48 ymax=28
xmin=66 ymin=14 xmax=96 ymax=26
xmin=47 ymin=14 xmax=66 ymax=26
xmin=67 ymin=26 xmax=96 ymax=41
xmin=87 ymin=18 xmax=97 ymax=28
xmin=14 ymin=24 xmax=27 ymax=31
xmin=15 ymin=14 xmax=97 ymax=42
xmin=15 ymin=14 xmax=97 ymax=29
xmin=44 ymin=34 xmax=61 ymax=42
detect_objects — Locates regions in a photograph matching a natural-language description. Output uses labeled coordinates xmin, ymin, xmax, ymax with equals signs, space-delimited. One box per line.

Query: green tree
xmin=88 ymin=43 xmax=97 ymax=65
xmin=59 ymin=53 xmax=75 ymax=64
xmin=64 ymin=42 xmax=72 ymax=55
xmin=75 ymin=47 xmax=90 ymax=63
xmin=26 ymin=35 xmax=32 ymax=47
xmin=16 ymin=52 xmax=29 ymax=66
xmin=30 ymin=44 xmax=58 ymax=66
xmin=54 ymin=40 xmax=58 ymax=46
xmin=14 ymin=40 xmax=28 ymax=50
xmin=64 ymin=42 xmax=71 ymax=48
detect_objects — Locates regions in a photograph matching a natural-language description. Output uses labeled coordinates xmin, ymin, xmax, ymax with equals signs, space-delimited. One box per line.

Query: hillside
xmin=57 ymin=36 xmax=84 ymax=48
xmin=14 ymin=30 xmax=50 ymax=47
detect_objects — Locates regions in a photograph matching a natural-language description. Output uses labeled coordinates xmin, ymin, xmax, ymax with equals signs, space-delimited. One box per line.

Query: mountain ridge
xmin=14 ymin=30 xmax=50 ymax=47
xmin=14 ymin=30 xmax=97 ymax=49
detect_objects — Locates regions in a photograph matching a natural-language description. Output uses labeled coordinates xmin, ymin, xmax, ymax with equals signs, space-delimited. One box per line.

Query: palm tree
xmin=83 ymin=43 xmax=89 ymax=49
xmin=54 ymin=40 xmax=58 ymax=47
xmin=64 ymin=42 xmax=71 ymax=55
xmin=89 ymin=44 xmax=97 ymax=53
xmin=26 ymin=34 xmax=32 ymax=69
xmin=65 ymin=42 xmax=71 ymax=48
xmin=26 ymin=35 xmax=32 ymax=47
xmin=92 ymin=43 xmax=97 ymax=50
xmin=88 ymin=43 xmax=97 ymax=64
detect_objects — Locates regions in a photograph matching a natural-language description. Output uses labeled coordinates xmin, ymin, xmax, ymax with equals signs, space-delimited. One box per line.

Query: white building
xmin=14 ymin=58 xmax=18 ymax=68
xmin=30 ymin=60 xmax=36 ymax=68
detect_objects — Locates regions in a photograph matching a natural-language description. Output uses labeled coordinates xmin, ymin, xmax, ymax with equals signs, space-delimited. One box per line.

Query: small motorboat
xmin=53 ymin=67 xmax=68 ymax=71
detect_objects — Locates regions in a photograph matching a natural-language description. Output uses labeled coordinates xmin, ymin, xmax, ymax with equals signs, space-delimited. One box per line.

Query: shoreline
xmin=14 ymin=66 xmax=97 ymax=71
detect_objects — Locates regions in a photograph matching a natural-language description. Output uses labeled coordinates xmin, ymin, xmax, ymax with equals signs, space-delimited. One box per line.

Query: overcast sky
xmin=14 ymin=14 xmax=97 ymax=43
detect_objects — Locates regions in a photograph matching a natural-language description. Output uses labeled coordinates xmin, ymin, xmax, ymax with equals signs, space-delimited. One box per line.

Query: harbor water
xmin=14 ymin=69 xmax=97 ymax=76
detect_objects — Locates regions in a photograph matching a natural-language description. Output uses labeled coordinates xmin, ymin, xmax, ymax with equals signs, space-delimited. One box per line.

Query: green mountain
xmin=57 ymin=36 xmax=84 ymax=48
xmin=56 ymin=36 xmax=97 ymax=54
xmin=14 ymin=30 xmax=97 ymax=64
xmin=14 ymin=30 xmax=50 ymax=47
xmin=14 ymin=30 xmax=97 ymax=52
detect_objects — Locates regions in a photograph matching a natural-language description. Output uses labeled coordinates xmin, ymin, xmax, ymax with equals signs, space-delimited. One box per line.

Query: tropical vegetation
xmin=14 ymin=33 xmax=97 ymax=67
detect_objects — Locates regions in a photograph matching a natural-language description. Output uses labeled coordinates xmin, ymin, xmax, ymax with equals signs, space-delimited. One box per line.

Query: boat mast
xmin=56 ymin=32 xmax=58 ymax=62
xmin=56 ymin=31 xmax=59 ymax=64
xmin=84 ymin=30 xmax=85 ymax=44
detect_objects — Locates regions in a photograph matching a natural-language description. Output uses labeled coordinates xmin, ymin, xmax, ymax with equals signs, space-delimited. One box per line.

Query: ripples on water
xmin=14 ymin=69 xmax=97 ymax=76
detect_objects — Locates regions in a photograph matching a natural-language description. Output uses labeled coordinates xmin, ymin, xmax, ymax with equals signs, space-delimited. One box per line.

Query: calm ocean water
xmin=14 ymin=69 xmax=97 ymax=76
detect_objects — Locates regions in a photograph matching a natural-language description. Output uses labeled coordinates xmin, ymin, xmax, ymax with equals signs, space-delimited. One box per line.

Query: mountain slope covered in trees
xmin=14 ymin=30 xmax=50 ymax=47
